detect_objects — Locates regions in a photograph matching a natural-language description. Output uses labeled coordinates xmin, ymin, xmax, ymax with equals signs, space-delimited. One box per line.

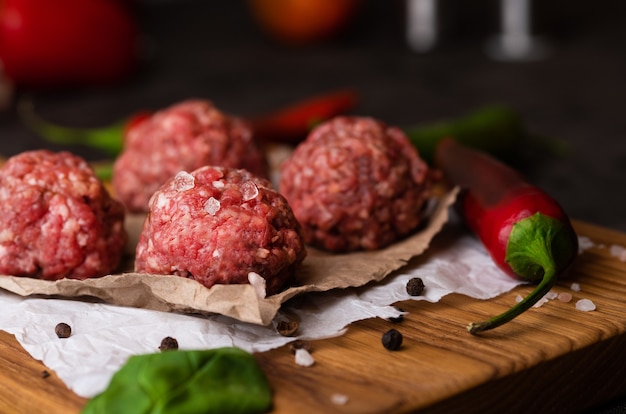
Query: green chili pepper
xmin=404 ymin=105 xmax=567 ymax=166
xmin=18 ymin=97 xmax=149 ymax=157
xmin=90 ymin=162 xmax=114 ymax=181
xmin=82 ymin=347 xmax=272 ymax=414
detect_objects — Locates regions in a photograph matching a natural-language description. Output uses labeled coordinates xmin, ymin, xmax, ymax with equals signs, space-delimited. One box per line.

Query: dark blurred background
xmin=1 ymin=0 xmax=625 ymax=232
xmin=0 ymin=1 xmax=625 ymax=411
xmin=2 ymin=1 xmax=625 ymax=233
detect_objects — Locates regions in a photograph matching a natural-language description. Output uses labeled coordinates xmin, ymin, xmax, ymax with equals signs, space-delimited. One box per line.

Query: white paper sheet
xmin=0 ymin=224 xmax=525 ymax=399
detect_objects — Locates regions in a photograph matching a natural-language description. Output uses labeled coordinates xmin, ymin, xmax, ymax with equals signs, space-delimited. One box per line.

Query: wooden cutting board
xmin=1 ymin=220 xmax=626 ymax=413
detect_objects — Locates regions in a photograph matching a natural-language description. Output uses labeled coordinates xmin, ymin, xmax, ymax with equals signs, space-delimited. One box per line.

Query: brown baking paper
xmin=0 ymin=187 xmax=458 ymax=326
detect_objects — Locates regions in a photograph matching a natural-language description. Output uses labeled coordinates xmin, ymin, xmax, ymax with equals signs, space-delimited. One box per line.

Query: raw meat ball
xmin=112 ymin=99 xmax=267 ymax=213
xmin=279 ymin=116 xmax=432 ymax=252
xmin=0 ymin=150 xmax=127 ymax=280
xmin=135 ymin=166 xmax=306 ymax=295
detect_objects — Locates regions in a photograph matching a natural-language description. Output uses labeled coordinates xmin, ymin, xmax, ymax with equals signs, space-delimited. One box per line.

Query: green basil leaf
xmin=82 ymin=347 xmax=272 ymax=414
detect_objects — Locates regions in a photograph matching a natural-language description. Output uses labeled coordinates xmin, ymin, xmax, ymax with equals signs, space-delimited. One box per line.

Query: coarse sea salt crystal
xmin=295 ymin=348 xmax=315 ymax=367
xmin=523 ymin=291 xmax=558 ymax=308
xmin=331 ymin=394 xmax=349 ymax=405
xmin=515 ymin=294 xmax=524 ymax=303
xmin=248 ymin=272 xmax=266 ymax=299
xmin=577 ymin=236 xmax=596 ymax=252
xmin=212 ymin=180 xmax=225 ymax=189
xmin=575 ymin=298 xmax=596 ymax=312
xmin=609 ymin=244 xmax=626 ymax=262
xmin=204 ymin=197 xmax=221 ymax=216
xmin=241 ymin=181 xmax=259 ymax=201
xmin=570 ymin=283 xmax=581 ymax=292
xmin=557 ymin=292 xmax=572 ymax=302
xmin=173 ymin=171 xmax=195 ymax=191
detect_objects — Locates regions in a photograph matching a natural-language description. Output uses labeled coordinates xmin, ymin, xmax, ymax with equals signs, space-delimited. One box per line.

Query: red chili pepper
xmin=248 ymin=88 xmax=359 ymax=143
xmin=21 ymin=89 xmax=359 ymax=158
xmin=434 ymin=137 xmax=579 ymax=334
xmin=121 ymin=110 xmax=152 ymax=136
xmin=0 ymin=0 xmax=139 ymax=88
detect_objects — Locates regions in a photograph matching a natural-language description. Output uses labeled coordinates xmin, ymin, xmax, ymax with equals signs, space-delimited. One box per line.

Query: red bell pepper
xmin=434 ymin=137 xmax=579 ymax=334
xmin=0 ymin=0 xmax=139 ymax=88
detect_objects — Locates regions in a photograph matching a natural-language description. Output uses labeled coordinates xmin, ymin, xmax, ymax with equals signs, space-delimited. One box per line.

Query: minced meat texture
xmin=279 ymin=116 xmax=432 ymax=252
xmin=112 ymin=99 xmax=268 ymax=213
xmin=0 ymin=150 xmax=127 ymax=280
xmin=134 ymin=166 xmax=306 ymax=295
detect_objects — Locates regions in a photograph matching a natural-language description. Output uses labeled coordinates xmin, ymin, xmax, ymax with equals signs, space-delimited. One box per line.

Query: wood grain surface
xmin=1 ymin=220 xmax=625 ymax=413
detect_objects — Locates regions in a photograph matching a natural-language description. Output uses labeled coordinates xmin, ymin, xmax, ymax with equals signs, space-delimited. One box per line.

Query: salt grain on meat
xmin=203 ymin=197 xmax=220 ymax=216
xmin=173 ymin=171 xmax=195 ymax=191
xmin=112 ymin=99 xmax=267 ymax=213
xmin=248 ymin=271 xmax=267 ymax=299
xmin=135 ymin=166 xmax=306 ymax=294
xmin=241 ymin=181 xmax=259 ymax=201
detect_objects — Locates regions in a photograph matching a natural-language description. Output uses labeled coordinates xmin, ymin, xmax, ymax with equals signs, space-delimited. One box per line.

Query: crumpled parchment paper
xmin=0 ymin=188 xmax=458 ymax=326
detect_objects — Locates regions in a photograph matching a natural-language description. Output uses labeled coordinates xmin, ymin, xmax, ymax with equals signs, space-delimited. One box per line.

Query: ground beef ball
xmin=0 ymin=150 xmax=127 ymax=280
xmin=112 ymin=99 xmax=267 ymax=213
xmin=279 ymin=116 xmax=432 ymax=252
xmin=135 ymin=166 xmax=306 ymax=295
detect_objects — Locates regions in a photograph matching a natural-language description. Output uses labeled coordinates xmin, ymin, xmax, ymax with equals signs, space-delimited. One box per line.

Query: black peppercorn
xmin=276 ymin=320 xmax=299 ymax=337
xmin=406 ymin=277 xmax=425 ymax=296
xmin=381 ymin=329 xmax=403 ymax=351
xmin=158 ymin=336 xmax=179 ymax=351
xmin=55 ymin=322 xmax=72 ymax=338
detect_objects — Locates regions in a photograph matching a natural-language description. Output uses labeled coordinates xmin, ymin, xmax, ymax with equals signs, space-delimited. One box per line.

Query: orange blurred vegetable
xmin=248 ymin=0 xmax=359 ymax=45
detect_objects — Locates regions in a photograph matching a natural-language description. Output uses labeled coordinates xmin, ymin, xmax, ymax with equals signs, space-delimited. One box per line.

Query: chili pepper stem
xmin=467 ymin=211 xmax=576 ymax=334
xmin=467 ymin=264 xmax=557 ymax=334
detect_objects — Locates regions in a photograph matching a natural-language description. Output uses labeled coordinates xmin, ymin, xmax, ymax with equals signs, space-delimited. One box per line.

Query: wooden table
xmin=2 ymin=220 xmax=626 ymax=413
